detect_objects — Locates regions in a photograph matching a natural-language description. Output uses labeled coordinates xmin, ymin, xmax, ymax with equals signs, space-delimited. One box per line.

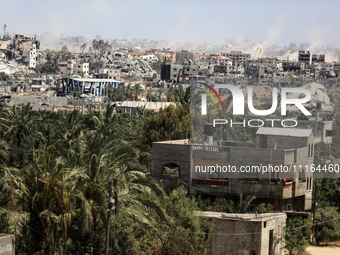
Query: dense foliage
xmin=284 ymin=216 xmax=311 ymax=255
xmin=0 ymin=103 xmax=211 ymax=255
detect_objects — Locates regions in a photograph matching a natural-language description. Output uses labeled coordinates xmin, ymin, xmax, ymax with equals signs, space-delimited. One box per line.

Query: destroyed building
xmin=298 ymin=50 xmax=311 ymax=65
xmin=221 ymin=51 xmax=251 ymax=67
xmin=0 ymin=34 xmax=40 ymax=68
xmin=176 ymin=50 xmax=196 ymax=64
xmin=160 ymin=62 xmax=198 ymax=83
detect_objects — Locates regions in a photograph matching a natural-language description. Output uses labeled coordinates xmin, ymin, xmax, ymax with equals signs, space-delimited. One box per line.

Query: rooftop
xmin=195 ymin=211 xmax=286 ymax=221
xmin=256 ymin=127 xmax=312 ymax=137
xmin=154 ymin=139 xmax=189 ymax=145
xmin=196 ymin=211 xmax=287 ymax=222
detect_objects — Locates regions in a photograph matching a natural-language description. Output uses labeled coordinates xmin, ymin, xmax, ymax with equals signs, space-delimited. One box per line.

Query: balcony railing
xmin=192 ymin=144 xmax=229 ymax=152
xmin=192 ymin=178 xmax=229 ymax=186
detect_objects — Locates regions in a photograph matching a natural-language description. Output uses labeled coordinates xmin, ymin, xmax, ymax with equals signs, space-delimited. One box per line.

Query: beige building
xmin=107 ymin=69 xmax=121 ymax=80
xmin=221 ymin=51 xmax=251 ymax=67
xmin=59 ymin=59 xmax=89 ymax=77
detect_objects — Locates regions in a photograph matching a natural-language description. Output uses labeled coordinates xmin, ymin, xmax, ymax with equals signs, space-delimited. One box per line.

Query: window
xmin=326 ymin=130 xmax=333 ymax=137
xmin=299 ymin=166 xmax=306 ymax=182
xmin=264 ymin=221 xmax=267 ymax=228
xmin=307 ymin=177 xmax=309 ymax=190
xmin=249 ymin=205 xmax=256 ymax=212
xmin=162 ymin=163 xmax=180 ymax=179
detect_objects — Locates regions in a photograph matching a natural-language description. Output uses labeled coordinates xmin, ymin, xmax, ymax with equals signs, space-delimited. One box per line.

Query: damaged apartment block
xmin=0 ymin=34 xmax=40 ymax=69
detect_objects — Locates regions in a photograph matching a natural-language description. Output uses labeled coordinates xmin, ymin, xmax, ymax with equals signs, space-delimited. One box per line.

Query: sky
xmin=1 ymin=0 xmax=340 ymax=47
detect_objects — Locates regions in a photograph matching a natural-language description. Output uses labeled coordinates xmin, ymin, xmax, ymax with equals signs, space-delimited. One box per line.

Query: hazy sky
xmin=1 ymin=0 xmax=340 ymax=47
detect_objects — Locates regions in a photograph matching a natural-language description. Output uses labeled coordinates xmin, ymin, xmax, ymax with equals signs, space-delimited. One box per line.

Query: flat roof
xmin=257 ymin=127 xmax=312 ymax=137
xmin=154 ymin=139 xmax=189 ymax=145
xmin=69 ymin=78 xmax=120 ymax=83
xmin=196 ymin=211 xmax=286 ymax=221
xmin=115 ymin=101 xmax=175 ymax=109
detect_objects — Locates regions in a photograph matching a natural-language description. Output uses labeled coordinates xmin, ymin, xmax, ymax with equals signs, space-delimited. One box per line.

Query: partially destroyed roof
xmin=256 ymin=127 xmax=312 ymax=137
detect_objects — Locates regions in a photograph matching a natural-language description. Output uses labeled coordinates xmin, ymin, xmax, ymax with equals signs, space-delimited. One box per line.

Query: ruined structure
xmin=0 ymin=34 xmax=40 ymax=68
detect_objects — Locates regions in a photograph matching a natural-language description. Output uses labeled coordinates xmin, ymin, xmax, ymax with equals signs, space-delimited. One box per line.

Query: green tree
xmin=158 ymin=186 xmax=212 ymax=255
xmin=0 ymin=71 xmax=10 ymax=81
xmin=315 ymin=206 xmax=340 ymax=245
xmin=143 ymin=105 xmax=190 ymax=147
xmin=209 ymin=194 xmax=256 ymax=213
xmin=285 ymin=216 xmax=311 ymax=255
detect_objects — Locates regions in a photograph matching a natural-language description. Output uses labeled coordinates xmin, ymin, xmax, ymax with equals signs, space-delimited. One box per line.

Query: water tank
xmin=225 ymin=140 xmax=236 ymax=146
xmin=316 ymin=102 xmax=322 ymax=110
xmin=204 ymin=123 xmax=214 ymax=136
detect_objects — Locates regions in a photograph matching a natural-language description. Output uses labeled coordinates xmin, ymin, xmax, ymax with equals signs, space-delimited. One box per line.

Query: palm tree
xmin=0 ymin=145 xmax=89 ymax=254
xmin=174 ymin=87 xmax=190 ymax=109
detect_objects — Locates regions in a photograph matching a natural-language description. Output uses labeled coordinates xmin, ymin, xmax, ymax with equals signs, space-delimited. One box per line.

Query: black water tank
xmin=316 ymin=102 xmax=322 ymax=110
xmin=225 ymin=140 xmax=236 ymax=146
xmin=204 ymin=123 xmax=214 ymax=136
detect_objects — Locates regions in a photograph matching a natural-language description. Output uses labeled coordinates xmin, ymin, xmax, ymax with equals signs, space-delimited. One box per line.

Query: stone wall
xmin=0 ymin=235 xmax=14 ymax=255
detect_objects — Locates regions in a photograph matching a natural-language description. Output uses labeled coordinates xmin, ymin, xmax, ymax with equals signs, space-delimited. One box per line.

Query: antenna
xmin=2 ymin=24 xmax=6 ymax=38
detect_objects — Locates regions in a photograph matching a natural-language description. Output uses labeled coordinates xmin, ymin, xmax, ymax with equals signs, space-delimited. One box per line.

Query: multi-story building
xmin=282 ymin=61 xmax=304 ymax=72
xmin=176 ymin=50 xmax=196 ymax=64
xmin=58 ymin=59 xmax=89 ymax=77
xmin=0 ymin=34 xmax=40 ymax=68
xmin=221 ymin=51 xmax=251 ymax=67
xmin=152 ymin=127 xmax=315 ymax=211
xmin=29 ymin=43 xmax=37 ymax=69
xmin=161 ymin=63 xmax=198 ymax=82
xmin=107 ymin=69 xmax=121 ymax=80
xmin=298 ymin=50 xmax=311 ymax=65
xmin=312 ymin=54 xmax=325 ymax=64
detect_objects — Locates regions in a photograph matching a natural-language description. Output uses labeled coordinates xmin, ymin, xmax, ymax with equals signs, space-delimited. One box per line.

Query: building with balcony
xmin=151 ymin=127 xmax=314 ymax=211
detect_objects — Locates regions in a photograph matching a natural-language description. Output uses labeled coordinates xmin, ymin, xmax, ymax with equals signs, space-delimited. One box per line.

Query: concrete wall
xmin=151 ymin=141 xmax=191 ymax=190
xmin=152 ymin=138 xmax=313 ymax=211
xmin=0 ymin=235 xmax=14 ymax=255
xmin=297 ymin=120 xmax=333 ymax=144
xmin=10 ymin=95 xmax=37 ymax=104
xmin=201 ymin=212 xmax=286 ymax=255
xmin=335 ymin=103 xmax=340 ymax=120
xmin=50 ymin=97 xmax=68 ymax=106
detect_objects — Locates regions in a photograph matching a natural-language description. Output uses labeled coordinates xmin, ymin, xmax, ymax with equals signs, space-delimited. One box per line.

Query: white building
xmin=29 ymin=43 xmax=37 ymax=69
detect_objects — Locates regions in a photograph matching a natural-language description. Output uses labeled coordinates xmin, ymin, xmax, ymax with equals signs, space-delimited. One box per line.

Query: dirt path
xmin=307 ymin=245 xmax=340 ymax=255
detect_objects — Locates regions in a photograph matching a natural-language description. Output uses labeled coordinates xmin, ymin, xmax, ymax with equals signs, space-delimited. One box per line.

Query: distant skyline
xmin=1 ymin=0 xmax=340 ymax=47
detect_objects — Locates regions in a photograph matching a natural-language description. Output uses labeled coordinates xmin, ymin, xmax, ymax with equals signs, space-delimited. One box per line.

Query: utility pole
xmin=105 ymin=181 xmax=114 ymax=255
xmin=312 ymin=182 xmax=318 ymax=245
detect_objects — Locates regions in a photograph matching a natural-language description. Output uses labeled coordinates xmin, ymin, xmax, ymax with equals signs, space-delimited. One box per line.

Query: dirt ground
xmin=307 ymin=245 xmax=340 ymax=255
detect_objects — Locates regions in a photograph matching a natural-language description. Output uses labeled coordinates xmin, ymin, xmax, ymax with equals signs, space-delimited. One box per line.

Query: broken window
xmin=162 ymin=163 xmax=180 ymax=179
